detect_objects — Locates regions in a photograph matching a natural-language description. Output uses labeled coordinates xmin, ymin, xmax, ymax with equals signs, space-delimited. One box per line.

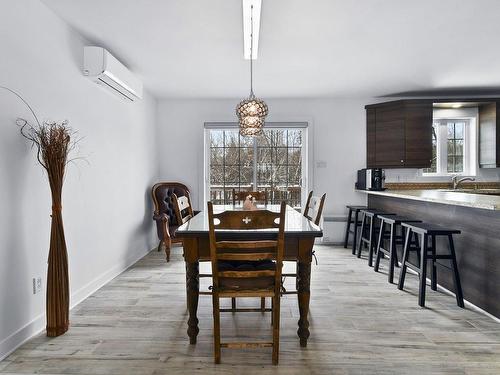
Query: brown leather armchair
xmin=151 ymin=182 xmax=194 ymax=262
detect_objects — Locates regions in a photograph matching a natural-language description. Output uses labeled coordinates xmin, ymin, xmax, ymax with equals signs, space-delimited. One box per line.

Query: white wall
xmin=0 ymin=0 xmax=158 ymax=359
xmin=157 ymin=98 xmax=371 ymax=216
xmin=157 ymin=99 xmax=500 ymax=244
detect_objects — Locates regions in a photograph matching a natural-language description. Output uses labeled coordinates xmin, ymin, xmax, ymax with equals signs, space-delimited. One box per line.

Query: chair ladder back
xmin=304 ymin=191 xmax=326 ymax=226
xmin=303 ymin=191 xmax=313 ymax=220
xmin=232 ymin=189 xmax=268 ymax=205
xmin=172 ymin=193 xmax=194 ymax=225
xmin=207 ymin=201 xmax=286 ymax=291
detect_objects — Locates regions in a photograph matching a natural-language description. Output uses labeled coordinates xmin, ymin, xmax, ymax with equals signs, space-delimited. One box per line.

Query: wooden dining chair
xmin=172 ymin=193 xmax=194 ymax=225
xmin=304 ymin=191 xmax=326 ymax=225
xmin=282 ymin=191 xmax=326 ymax=297
xmin=231 ymin=189 xmax=269 ymax=311
xmin=207 ymin=201 xmax=286 ymax=365
xmin=151 ymin=182 xmax=192 ymax=262
xmin=232 ymin=189 xmax=268 ymax=206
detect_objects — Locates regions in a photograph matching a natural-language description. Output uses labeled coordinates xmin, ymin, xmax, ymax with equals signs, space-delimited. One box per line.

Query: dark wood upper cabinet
xmin=478 ymin=102 xmax=500 ymax=168
xmin=375 ymin=120 xmax=405 ymax=166
xmin=365 ymin=100 xmax=433 ymax=169
xmin=366 ymin=108 xmax=376 ymax=167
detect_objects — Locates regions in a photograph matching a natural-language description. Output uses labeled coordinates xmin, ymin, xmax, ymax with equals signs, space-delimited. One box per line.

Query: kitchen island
xmin=359 ymin=189 xmax=500 ymax=318
xmin=362 ymin=189 xmax=500 ymax=210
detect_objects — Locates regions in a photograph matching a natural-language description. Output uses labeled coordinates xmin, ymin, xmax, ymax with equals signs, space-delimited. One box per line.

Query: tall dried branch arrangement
xmin=2 ymin=85 xmax=76 ymax=337
xmin=19 ymin=118 xmax=75 ymax=337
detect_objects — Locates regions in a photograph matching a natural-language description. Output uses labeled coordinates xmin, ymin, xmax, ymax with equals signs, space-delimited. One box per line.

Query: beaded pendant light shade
xmin=236 ymin=96 xmax=268 ymax=119
xmin=239 ymin=115 xmax=264 ymax=136
xmin=236 ymin=4 xmax=268 ymax=136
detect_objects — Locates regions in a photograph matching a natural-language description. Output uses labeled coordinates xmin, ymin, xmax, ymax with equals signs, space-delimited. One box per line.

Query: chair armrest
xmin=153 ymin=213 xmax=172 ymax=245
xmin=153 ymin=212 xmax=169 ymax=224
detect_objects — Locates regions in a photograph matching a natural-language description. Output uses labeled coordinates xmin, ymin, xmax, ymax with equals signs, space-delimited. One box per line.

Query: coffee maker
xmin=371 ymin=168 xmax=385 ymax=191
xmin=356 ymin=168 xmax=386 ymax=191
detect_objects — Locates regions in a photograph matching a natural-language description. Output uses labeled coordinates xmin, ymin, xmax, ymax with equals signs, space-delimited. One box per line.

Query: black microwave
xmin=355 ymin=168 xmax=386 ymax=191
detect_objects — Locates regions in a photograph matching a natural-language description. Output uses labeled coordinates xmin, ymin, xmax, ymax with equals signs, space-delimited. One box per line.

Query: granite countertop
xmin=357 ymin=189 xmax=500 ymax=211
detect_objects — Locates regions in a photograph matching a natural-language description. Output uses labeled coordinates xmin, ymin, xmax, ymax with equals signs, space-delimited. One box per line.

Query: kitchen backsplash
xmin=384 ymin=168 xmax=500 ymax=183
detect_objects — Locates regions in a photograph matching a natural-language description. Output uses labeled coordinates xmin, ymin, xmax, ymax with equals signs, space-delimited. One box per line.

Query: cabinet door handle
xmin=400 ymin=160 xmax=404 ymax=163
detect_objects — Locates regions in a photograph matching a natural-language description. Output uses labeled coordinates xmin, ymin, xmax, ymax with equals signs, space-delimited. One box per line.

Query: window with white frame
xmin=423 ymin=118 xmax=476 ymax=176
xmin=205 ymin=123 xmax=308 ymax=208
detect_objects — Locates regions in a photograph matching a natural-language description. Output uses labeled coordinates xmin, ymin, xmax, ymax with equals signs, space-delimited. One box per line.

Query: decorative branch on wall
xmin=1 ymin=86 xmax=80 ymax=337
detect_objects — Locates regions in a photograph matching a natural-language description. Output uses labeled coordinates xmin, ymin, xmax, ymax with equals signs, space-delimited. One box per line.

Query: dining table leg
xmin=297 ymin=261 xmax=311 ymax=347
xmin=186 ymin=260 xmax=200 ymax=344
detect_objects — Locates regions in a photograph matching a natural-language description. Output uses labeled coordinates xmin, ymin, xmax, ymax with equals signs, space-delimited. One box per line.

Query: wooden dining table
xmin=175 ymin=204 xmax=323 ymax=347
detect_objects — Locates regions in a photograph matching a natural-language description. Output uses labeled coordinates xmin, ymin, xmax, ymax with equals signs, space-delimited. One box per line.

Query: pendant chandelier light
xmin=236 ymin=4 xmax=268 ymax=136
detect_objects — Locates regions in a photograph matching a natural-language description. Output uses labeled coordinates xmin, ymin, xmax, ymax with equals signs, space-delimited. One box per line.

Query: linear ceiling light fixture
xmin=236 ymin=0 xmax=268 ymax=137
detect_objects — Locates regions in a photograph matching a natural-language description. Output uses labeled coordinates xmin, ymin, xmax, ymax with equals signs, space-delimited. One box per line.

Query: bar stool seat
xmin=377 ymin=215 xmax=420 ymax=225
xmin=344 ymin=205 xmax=367 ymax=254
xmin=402 ymin=222 xmax=461 ymax=235
xmin=357 ymin=209 xmax=396 ymax=267
xmin=374 ymin=215 xmax=422 ymax=283
xmin=398 ymin=222 xmax=464 ymax=308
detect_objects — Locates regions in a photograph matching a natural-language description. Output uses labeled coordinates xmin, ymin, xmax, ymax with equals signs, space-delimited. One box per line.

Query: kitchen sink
xmin=442 ymin=189 xmax=500 ymax=196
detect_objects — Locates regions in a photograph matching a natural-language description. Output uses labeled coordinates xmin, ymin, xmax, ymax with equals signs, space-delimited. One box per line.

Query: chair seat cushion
xmin=217 ymin=260 xmax=276 ymax=290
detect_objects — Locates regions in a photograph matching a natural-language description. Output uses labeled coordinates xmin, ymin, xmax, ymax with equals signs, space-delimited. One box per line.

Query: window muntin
xmin=423 ymin=123 xmax=438 ymax=174
xmin=256 ymin=129 xmax=302 ymax=207
xmin=422 ymin=119 xmax=473 ymax=176
xmin=446 ymin=122 xmax=465 ymax=173
xmin=207 ymin=127 xmax=305 ymax=208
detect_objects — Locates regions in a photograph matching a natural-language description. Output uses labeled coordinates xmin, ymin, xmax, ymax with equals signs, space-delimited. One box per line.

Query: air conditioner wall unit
xmin=83 ymin=46 xmax=143 ymax=101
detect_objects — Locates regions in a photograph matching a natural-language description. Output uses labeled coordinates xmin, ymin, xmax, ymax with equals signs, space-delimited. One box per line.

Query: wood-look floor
xmin=1 ymin=245 xmax=499 ymax=374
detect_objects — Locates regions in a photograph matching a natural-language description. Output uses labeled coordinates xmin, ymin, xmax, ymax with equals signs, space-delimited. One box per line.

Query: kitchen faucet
xmin=451 ymin=175 xmax=476 ymax=190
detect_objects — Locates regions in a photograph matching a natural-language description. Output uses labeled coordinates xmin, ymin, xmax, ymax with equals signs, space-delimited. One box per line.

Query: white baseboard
xmin=0 ymin=313 xmax=46 ymax=363
xmin=70 ymin=246 xmax=152 ymax=310
xmin=0 ymin=246 xmax=153 ymax=362
xmin=404 ymin=265 xmax=500 ymax=323
xmin=435 ymin=283 xmax=500 ymax=323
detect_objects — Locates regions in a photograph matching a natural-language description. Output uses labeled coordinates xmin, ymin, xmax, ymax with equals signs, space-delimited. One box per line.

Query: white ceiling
xmin=43 ymin=0 xmax=500 ymax=99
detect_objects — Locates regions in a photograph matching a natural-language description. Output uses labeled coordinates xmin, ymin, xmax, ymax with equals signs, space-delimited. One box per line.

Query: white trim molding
xmin=0 ymin=246 xmax=153 ymax=362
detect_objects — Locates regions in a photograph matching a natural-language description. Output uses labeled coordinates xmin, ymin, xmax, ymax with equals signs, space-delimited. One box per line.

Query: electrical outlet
xmin=36 ymin=277 xmax=42 ymax=293
xmin=32 ymin=277 xmax=42 ymax=294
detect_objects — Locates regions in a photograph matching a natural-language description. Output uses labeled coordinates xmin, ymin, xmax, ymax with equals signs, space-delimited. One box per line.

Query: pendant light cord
xmin=250 ymin=4 xmax=254 ymax=98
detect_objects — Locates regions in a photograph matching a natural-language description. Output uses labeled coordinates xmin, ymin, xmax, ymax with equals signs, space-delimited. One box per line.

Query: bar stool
xmin=374 ymin=215 xmax=422 ymax=283
xmin=343 ymin=205 xmax=367 ymax=255
xmin=357 ymin=209 xmax=396 ymax=267
xmin=398 ymin=222 xmax=464 ymax=308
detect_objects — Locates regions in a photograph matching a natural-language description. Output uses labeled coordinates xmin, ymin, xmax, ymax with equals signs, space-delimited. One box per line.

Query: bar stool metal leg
xmin=356 ymin=212 xmax=367 ymax=258
xmin=393 ymin=226 xmax=399 ymax=266
xmin=387 ymin=224 xmax=396 ymax=283
xmin=418 ymin=233 xmax=428 ymax=307
xmin=344 ymin=208 xmax=353 ymax=249
xmin=368 ymin=215 xmax=376 ymax=267
xmin=398 ymin=228 xmax=412 ymax=290
xmin=351 ymin=210 xmax=360 ymax=255
xmin=430 ymin=235 xmax=438 ymax=291
xmin=448 ymin=234 xmax=465 ymax=308
xmin=413 ymin=231 xmax=421 ymax=267
xmin=374 ymin=220 xmax=385 ymax=272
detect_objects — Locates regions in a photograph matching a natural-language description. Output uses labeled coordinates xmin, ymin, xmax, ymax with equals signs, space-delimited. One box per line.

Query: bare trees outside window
xmin=208 ymin=128 xmax=304 ymax=208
